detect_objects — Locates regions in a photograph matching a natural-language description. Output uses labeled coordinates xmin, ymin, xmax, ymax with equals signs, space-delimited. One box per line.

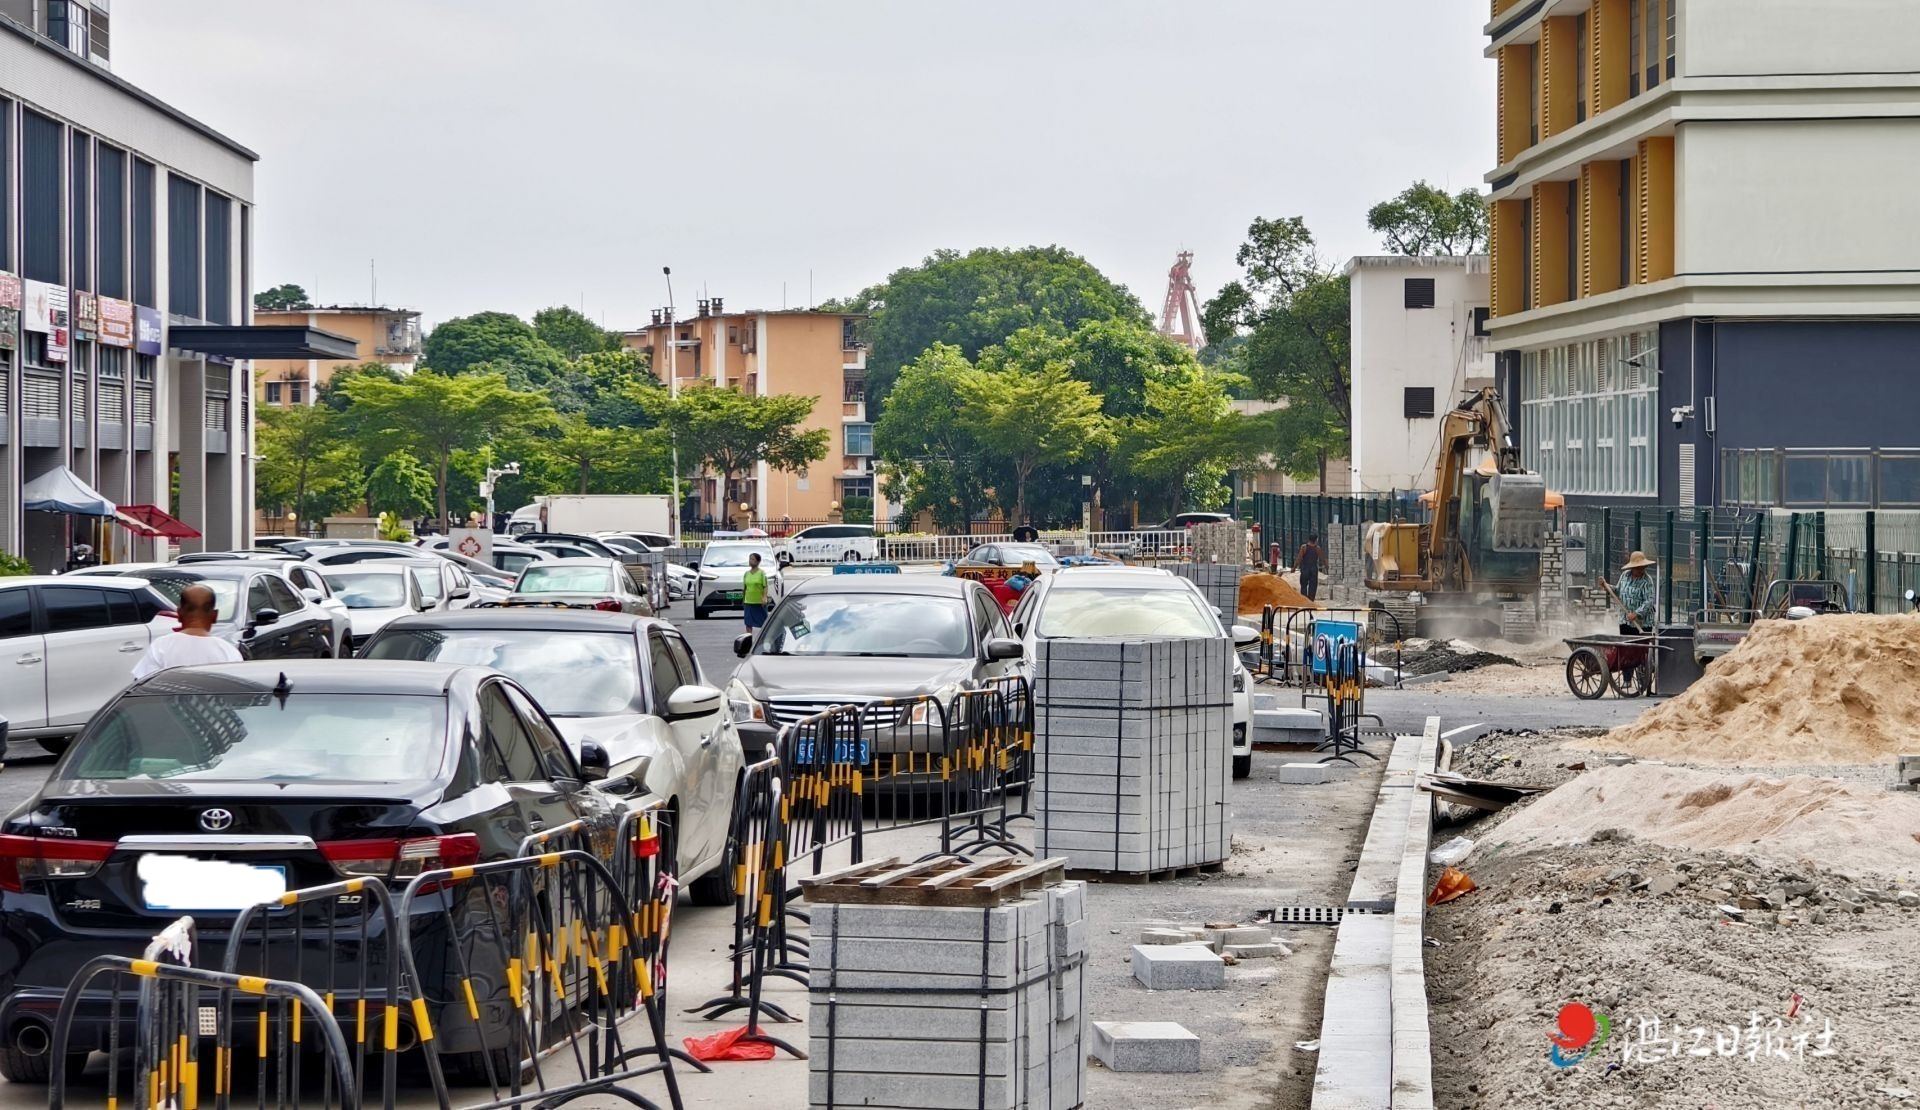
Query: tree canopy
xmin=1366 ymin=182 xmax=1489 ymax=257
xmin=253 ymin=283 xmax=311 ymax=312
xmin=421 ymin=311 xmax=570 ymax=386
xmin=533 ymin=306 xmax=621 ymax=360
xmin=639 ymin=386 xmax=830 ymax=511
xmin=254 ymin=403 xmax=360 ymax=526
xmin=365 ymin=452 xmax=436 ymax=520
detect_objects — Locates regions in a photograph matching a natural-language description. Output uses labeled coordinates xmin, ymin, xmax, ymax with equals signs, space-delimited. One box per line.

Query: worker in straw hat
xmin=1611 ymin=551 xmax=1658 ymax=634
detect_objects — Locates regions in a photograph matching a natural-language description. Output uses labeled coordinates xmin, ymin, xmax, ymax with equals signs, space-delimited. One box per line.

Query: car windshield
xmin=136 ymin=575 xmax=241 ymax=623
xmin=324 ymin=572 xmax=408 ymax=610
xmin=409 ymin=567 xmax=443 ymax=601
xmin=1036 ymin=587 xmax=1220 ymax=639
xmin=59 ymin=694 xmax=446 ymax=785
xmin=757 ymin=593 xmax=972 ymax=658
xmin=997 ymin=545 xmax=1056 ymax=566
xmin=518 ymin=566 xmax=613 ymax=593
xmin=366 ymin=629 xmax=641 ymax=716
xmin=703 ymin=545 xmax=772 ymax=568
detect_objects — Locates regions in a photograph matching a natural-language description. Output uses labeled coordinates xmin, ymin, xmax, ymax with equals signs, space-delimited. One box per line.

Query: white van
xmin=778 ymin=524 xmax=879 ymax=565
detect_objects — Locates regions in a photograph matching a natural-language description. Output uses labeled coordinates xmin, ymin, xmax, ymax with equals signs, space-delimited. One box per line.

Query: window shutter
xmin=1404 ymin=387 xmax=1437 ymax=420
xmin=1678 ymin=443 xmax=1696 ymax=507
xmin=1404 ymin=278 xmax=1436 ymax=309
xmin=1636 ymin=140 xmax=1652 ymax=285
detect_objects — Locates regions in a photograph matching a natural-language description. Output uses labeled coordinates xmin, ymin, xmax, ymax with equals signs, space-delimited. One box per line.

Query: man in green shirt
xmin=741 ymin=552 xmax=770 ymax=632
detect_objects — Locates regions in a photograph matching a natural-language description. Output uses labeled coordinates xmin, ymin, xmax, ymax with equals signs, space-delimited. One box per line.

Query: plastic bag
xmin=684 ymin=1026 xmax=777 ymax=1062
xmin=1428 ymin=837 xmax=1475 ymax=867
xmin=1428 ymin=866 xmax=1478 ymax=906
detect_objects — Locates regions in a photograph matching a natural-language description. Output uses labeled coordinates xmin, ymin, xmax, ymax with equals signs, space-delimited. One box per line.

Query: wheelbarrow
xmin=1562 ymin=633 xmax=1667 ymax=700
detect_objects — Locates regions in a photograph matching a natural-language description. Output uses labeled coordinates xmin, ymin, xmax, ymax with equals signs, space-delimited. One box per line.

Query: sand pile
xmin=1237 ymin=572 xmax=1316 ymax=615
xmin=1480 ymin=762 xmax=1920 ymax=882
xmin=1600 ymin=612 xmax=1920 ymax=766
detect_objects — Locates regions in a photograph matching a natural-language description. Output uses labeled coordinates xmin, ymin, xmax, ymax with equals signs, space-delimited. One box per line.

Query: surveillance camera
xmin=1670 ymin=405 xmax=1693 ymax=428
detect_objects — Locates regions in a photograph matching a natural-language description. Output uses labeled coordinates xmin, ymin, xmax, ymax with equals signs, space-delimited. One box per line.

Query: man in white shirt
xmin=132 ymin=583 xmax=242 ymax=680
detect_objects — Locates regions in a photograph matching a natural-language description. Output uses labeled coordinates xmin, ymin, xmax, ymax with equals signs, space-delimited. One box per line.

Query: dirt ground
xmin=1426 ymin=730 xmax=1920 ymax=1110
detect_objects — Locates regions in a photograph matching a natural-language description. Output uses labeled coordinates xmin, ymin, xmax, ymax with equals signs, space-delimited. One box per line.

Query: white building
xmin=1345 ymin=255 xmax=1493 ymax=493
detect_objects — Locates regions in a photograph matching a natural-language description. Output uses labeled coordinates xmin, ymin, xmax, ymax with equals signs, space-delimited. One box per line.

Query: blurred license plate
xmin=794 ymin=738 xmax=870 ymax=765
xmin=138 ymin=855 xmax=288 ymax=911
xmin=724 ymin=591 xmax=743 ymax=601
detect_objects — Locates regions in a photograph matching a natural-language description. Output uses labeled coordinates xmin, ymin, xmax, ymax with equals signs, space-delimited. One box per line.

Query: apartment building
xmin=1346 ymin=255 xmax=1493 ymax=493
xmin=253 ymin=305 xmax=422 ymax=407
xmin=623 ymin=300 xmax=879 ymax=528
xmin=1484 ymin=0 xmax=1920 ymax=510
xmin=0 ymin=7 xmax=350 ymax=567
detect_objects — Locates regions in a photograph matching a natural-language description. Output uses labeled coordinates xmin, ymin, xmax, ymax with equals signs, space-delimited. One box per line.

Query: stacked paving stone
xmin=1169 ymin=562 xmax=1246 ymax=627
xmin=1032 ymin=637 xmax=1234 ymax=874
xmin=807 ymin=881 xmax=1089 ymax=1109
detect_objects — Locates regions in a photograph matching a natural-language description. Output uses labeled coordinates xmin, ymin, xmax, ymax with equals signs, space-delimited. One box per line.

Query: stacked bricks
xmin=1169 ymin=562 xmax=1246 ymax=627
xmin=1032 ymin=638 xmax=1234 ymax=874
xmin=1190 ymin=520 xmax=1248 ymax=565
xmin=807 ymin=881 xmax=1089 ymax=1109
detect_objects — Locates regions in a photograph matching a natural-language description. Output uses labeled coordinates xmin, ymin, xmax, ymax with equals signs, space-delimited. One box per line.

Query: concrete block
xmin=1089 ymin=1021 xmax=1202 ymax=1073
xmin=1224 ymin=941 xmax=1290 ymax=959
xmin=1139 ymin=928 xmax=1195 ymax=946
xmin=1277 ymin=762 xmax=1332 ymax=785
xmin=1207 ymin=925 xmax=1271 ymax=946
xmin=1131 ymin=944 xmax=1225 ymax=990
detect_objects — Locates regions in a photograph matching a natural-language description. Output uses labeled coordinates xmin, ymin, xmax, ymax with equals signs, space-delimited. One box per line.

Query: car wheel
xmin=688 ymin=841 xmax=736 ymax=906
xmin=36 ymin=738 xmax=68 ymax=756
xmin=1232 ymin=753 xmax=1253 ymax=780
xmin=694 ymin=607 xmax=709 ymax=621
xmin=0 ymin=1044 xmax=89 ymax=1084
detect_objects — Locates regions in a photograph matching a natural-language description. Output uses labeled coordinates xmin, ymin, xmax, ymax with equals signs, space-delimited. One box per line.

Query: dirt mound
xmin=1600 ymin=613 xmax=1920 ymax=766
xmin=1480 ymin=762 xmax=1920 ymax=882
xmin=1390 ymin=638 xmax=1520 ymax=676
xmin=1237 ymin=572 xmax=1316 ymax=615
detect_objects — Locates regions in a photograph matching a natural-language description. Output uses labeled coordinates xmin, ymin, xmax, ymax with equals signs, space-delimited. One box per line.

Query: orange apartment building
xmin=623 ymin=300 xmax=879 ymax=530
xmin=251 ymin=305 xmax=422 ymax=407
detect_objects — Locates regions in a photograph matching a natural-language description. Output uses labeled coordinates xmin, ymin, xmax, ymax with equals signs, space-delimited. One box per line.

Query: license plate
xmin=724 ymin=591 xmax=743 ymax=601
xmin=794 ymin=738 xmax=870 ymax=765
xmin=137 ymin=854 xmax=289 ymax=912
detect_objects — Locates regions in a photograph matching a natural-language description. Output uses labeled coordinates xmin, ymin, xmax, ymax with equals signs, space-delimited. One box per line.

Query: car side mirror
xmin=733 ymin=633 xmax=755 ymax=658
xmin=301 ymin=588 xmax=324 ymax=603
xmin=984 ymin=637 xmax=1024 ymax=662
xmin=665 ymin=684 xmax=724 ymax=721
xmin=1230 ymin=624 xmax=1260 ymax=649
xmin=251 ymin=607 xmax=280 ymax=628
xmin=577 ymin=740 xmax=612 ymax=781
xmin=450 ymin=584 xmax=471 ymax=600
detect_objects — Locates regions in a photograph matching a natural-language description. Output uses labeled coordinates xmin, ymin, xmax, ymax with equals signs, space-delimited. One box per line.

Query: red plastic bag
xmin=684 ymin=1026 xmax=777 ymax=1062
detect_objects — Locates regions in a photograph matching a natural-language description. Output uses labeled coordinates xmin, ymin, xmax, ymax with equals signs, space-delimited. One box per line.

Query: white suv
xmin=778 ymin=524 xmax=879 ymax=565
xmin=0 ymin=577 xmax=180 ymax=754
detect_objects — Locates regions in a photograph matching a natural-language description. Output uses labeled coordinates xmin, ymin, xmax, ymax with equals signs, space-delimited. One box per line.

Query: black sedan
xmin=0 ymin=661 xmax=622 ymax=1083
xmin=122 ymin=564 xmax=340 ymax=658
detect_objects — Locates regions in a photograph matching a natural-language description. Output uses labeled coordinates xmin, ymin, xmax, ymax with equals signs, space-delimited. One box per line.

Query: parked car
xmin=358 ymin=611 xmax=740 ymax=901
xmin=1008 ymin=565 xmax=1259 ymax=778
xmin=123 ymin=565 xmax=343 ymax=661
xmin=725 ymin=576 xmax=1023 ymax=763
xmin=513 ymin=533 xmax=626 ymax=560
xmin=505 ymin=558 xmax=653 ymax=617
xmin=949 ymin=543 xmax=1060 ymax=572
xmin=1157 ymin=512 xmax=1234 ymax=531
xmin=662 ymin=562 xmax=698 ymax=600
xmin=693 ymin=541 xmax=782 ymax=621
xmin=317 ymin=564 xmax=434 ymax=653
xmin=614 ymin=531 xmax=677 ymax=551
xmin=421 ymin=536 xmax=553 ymax=577
xmin=0 ymin=660 xmax=625 ymax=1083
xmin=777 ymin=524 xmax=880 ymax=566
xmin=0 ymin=577 xmax=178 ymax=754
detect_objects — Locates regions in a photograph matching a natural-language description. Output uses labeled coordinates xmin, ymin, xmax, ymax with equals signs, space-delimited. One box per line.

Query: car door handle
xmin=15 ymin=654 xmax=41 ymax=665
xmin=526 ymin=816 xmax=546 ymax=832
xmin=699 ymin=733 xmax=714 ymax=747
xmin=119 ymin=642 xmax=144 ymax=653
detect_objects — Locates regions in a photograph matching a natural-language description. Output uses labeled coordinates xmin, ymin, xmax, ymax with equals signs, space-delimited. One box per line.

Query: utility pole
xmin=482 ymin=461 xmax=519 ymax=531
xmin=664 ymin=266 xmax=681 ymax=540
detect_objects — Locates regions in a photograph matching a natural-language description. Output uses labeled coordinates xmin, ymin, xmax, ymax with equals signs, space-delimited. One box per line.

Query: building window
xmin=1471 ymin=307 xmax=1491 ymax=337
xmin=132 ymin=159 xmax=155 ymax=306
xmin=23 ymin=332 xmax=49 ymax=370
xmin=842 ymin=319 xmax=861 ymax=349
xmin=1666 ymin=0 xmax=1677 ymax=79
xmin=99 ymin=347 xmax=125 ymax=378
xmin=204 ymin=192 xmax=231 ymax=324
xmin=89 ymin=3 xmax=110 ymax=64
xmin=96 ymin=145 xmax=125 ymax=297
xmin=840 ymin=477 xmax=874 ymax=501
xmin=1575 ymin=13 xmax=1590 ymax=123
xmin=843 ymin=372 xmax=866 ymax=403
xmin=288 ymin=380 xmax=304 ymax=404
xmin=135 ymin=354 xmax=155 ymax=383
xmin=844 ymin=422 xmax=874 ymax=457
xmin=265 ymin=381 xmax=283 ymax=404
xmin=70 ymin=131 xmax=90 ymax=290
xmin=1527 ymin=43 xmax=1540 ymax=145
xmin=167 ymin=174 xmax=202 ymax=318
xmin=1520 ymin=330 xmax=1659 ymax=497
xmin=1404 ymin=278 xmax=1436 ymax=309
xmin=1404 ymin=388 xmax=1436 ymax=420
xmin=1629 ymin=0 xmax=1641 ymax=97
xmin=22 ymin=110 xmax=64 ymax=284
xmin=1520 ymin=199 xmax=1534 ymax=311
xmin=1644 ymin=0 xmax=1661 ymax=90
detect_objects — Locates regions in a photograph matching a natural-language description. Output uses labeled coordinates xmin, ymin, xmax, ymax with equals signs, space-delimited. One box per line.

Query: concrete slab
xmin=1089 ymin=1021 xmax=1202 ymax=1073
xmin=1131 ymin=944 xmax=1226 ymax=990
xmin=1278 ymin=762 xmax=1334 ymax=785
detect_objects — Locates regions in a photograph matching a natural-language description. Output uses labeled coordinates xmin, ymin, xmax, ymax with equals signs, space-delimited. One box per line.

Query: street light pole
xmin=664 ymin=266 xmax=681 ymax=541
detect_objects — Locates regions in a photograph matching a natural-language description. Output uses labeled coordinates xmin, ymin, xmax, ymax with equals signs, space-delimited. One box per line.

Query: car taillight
xmin=592 ymin=598 xmax=621 ymax=612
xmin=0 ymin=834 xmax=116 ymax=893
xmin=320 ymin=833 xmax=482 ymax=881
xmin=157 ymin=609 xmax=179 ymax=621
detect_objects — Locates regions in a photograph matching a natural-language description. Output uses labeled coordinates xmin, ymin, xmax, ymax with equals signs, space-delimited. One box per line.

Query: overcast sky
xmin=114 ymin=1 xmax=1494 ymax=332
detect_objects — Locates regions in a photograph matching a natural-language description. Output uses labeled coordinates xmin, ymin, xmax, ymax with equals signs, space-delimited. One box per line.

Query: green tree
xmin=339 ymin=370 xmax=555 ymax=526
xmin=525 ymin=415 xmax=670 ymax=494
xmin=963 ymin=332 xmax=1110 ymax=524
xmin=254 ymin=283 xmax=311 ymax=312
xmin=421 ymin=311 xmax=569 ymax=387
xmin=255 ymin=404 xmax=362 ymax=526
xmin=1118 ymin=368 xmax=1268 ymax=517
xmin=831 ymin=246 xmax=1147 ymax=413
xmin=1203 ymin=216 xmax=1353 ymax=479
xmin=639 ymin=386 xmax=830 ymax=514
xmin=316 ymin=362 xmax=403 ymax=413
xmin=548 ymin=348 xmax=656 ymax=426
xmin=1366 ymin=181 xmax=1489 ymax=256
xmin=532 ymin=306 xmax=620 ymax=360
xmin=872 ymin=344 xmax=996 ymax=531
xmin=365 ymin=451 xmax=436 ymax=520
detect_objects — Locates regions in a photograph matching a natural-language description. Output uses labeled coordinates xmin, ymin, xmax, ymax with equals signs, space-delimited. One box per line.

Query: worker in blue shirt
xmin=1613 ymin=551 xmax=1657 ymax=634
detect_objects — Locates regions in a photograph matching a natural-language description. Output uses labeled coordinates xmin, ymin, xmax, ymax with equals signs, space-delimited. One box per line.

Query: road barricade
xmin=937 ymin=675 xmax=1035 ymax=859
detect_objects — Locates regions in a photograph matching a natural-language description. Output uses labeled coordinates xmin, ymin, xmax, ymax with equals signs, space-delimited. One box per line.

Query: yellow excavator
xmin=1365 ymin=388 xmax=1556 ymax=624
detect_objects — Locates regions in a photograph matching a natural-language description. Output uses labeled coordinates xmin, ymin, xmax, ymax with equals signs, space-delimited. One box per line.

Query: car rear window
xmin=323 ymin=572 xmax=408 ymax=610
xmin=518 ymin=566 xmax=613 ymax=594
xmin=366 ymin=629 xmax=641 ymax=717
xmin=136 ymin=574 xmax=242 ymax=622
xmin=59 ymin=694 xmax=447 ymax=784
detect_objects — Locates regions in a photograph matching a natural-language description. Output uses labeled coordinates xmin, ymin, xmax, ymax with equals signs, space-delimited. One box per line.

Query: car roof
xmin=129 ymin=659 xmax=490 ymax=698
xmin=131 ymin=564 xmax=267 ymax=581
xmin=523 ymin=557 xmax=621 ymax=568
xmin=2 ymin=574 xmax=156 ymax=589
xmin=316 ymin=562 xmax=412 ymax=576
xmin=376 ymin=609 xmax=668 ymax=635
xmin=1049 ymin=567 xmax=1189 ymax=588
xmin=790 ymin=575 xmax=980 ymax=598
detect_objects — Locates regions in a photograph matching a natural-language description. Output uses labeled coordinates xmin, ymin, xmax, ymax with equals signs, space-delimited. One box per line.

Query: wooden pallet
xmin=797 ymin=854 xmax=1069 ymax=908
xmin=1065 ymin=860 xmax=1225 ymax=885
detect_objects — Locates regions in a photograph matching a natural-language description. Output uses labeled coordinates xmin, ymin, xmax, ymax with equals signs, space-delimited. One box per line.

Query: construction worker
xmin=1295 ymin=534 xmax=1323 ymax=601
xmin=1614 ymin=551 xmax=1657 ymax=634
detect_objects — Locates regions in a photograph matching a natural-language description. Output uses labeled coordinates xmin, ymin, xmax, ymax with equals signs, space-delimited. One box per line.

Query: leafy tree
xmin=1366 ymin=182 xmax=1489 ymax=256
xmin=255 ymin=404 xmax=362 ymax=526
xmin=964 ymin=332 xmax=1110 ymax=524
xmin=254 ymin=283 xmax=311 ymax=312
xmin=872 ymin=344 xmax=996 ymax=532
xmin=421 ymin=311 xmax=569 ymax=387
xmin=548 ymin=348 xmax=656 ymax=426
xmin=339 ymin=370 xmax=555 ymax=526
xmin=525 ymin=415 xmax=670 ymax=495
xmin=317 ymin=362 xmax=403 ymax=413
xmin=638 ymin=386 xmax=830 ymax=516
xmin=1203 ymin=216 xmax=1353 ymax=478
xmin=532 ymin=306 xmax=620 ymax=360
xmin=831 ymin=246 xmax=1148 ymax=413
xmin=365 ymin=451 xmax=436 ymax=519
xmin=1117 ymin=368 xmax=1268 ymax=517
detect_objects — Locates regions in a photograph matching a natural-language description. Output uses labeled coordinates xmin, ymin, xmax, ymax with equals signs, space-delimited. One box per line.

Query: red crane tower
xmin=1159 ymin=251 xmax=1206 ymax=351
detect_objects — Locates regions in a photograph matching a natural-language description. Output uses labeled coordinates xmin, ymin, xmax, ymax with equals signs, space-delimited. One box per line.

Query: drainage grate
xmin=1271 ymin=905 xmax=1347 ymax=926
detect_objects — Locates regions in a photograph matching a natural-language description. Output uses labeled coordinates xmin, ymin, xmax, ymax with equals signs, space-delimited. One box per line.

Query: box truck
xmin=508 ymin=495 xmax=674 ymax=540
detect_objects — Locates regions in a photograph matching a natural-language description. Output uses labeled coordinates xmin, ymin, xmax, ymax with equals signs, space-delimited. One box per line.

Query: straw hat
xmin=1622 ymin=550 xmax=1656 ymax=570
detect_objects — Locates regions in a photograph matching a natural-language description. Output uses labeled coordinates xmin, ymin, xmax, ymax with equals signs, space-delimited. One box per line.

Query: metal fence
xmin=1249 ymin=493 xmax=1416 ymax=565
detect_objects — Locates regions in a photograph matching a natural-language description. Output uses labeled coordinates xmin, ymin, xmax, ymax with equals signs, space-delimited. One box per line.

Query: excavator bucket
xmin=1487 ymin=472 xmax=1549 ymax=553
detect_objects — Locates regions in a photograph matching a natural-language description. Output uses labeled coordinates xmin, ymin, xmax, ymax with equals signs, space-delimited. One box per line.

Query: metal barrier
xmin=50 ymin=954 xmax=357 ymax=1110
xmin=937 ymin=676 xmax=1035 ymax=859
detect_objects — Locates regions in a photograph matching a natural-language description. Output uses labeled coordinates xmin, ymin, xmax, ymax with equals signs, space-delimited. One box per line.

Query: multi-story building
xmin=0 ymin=6 xmax=351 ymax=567
xmin=1346 ymin=255 xmax=1493 ymax=493
xmin=252 ymin=305 xmax=421 ymax=408
xmin=1484 ymin=0 xmax=1920 ymax=510
xmin=624 ymin=300 xmax=879 ymax=529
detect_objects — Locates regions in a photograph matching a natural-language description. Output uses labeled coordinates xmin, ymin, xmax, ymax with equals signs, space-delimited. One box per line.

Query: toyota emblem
xmin=198 ymin=808 xmax=235 ymax=833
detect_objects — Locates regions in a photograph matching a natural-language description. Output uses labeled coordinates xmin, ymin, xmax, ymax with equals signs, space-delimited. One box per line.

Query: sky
xmin=114 ymin=0 xmax=1495 ymax=332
